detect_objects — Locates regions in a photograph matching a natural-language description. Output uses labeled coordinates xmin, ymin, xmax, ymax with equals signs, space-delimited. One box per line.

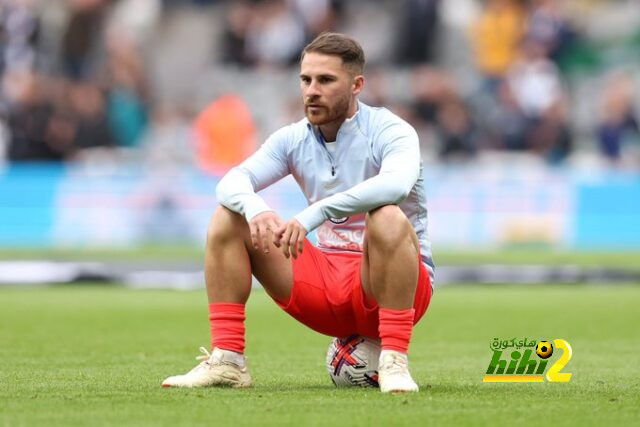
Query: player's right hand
xmin=248 ymin=211 xmax=284 ymax=254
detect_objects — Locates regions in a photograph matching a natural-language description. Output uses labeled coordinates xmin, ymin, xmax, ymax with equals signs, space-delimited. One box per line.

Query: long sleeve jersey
xmin=216 ymin=101 xmax=434 ymax=280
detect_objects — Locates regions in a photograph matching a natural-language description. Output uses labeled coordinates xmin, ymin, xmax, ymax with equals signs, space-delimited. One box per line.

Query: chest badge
xmin=329 ymin=217 xmax=349 ymax=224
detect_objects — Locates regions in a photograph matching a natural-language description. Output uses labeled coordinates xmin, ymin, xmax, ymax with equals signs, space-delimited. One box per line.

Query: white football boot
xmin=161 ymin=347 xmax=251 ymax=388
xmin=378 ymin=350 xmax=419 ymax=393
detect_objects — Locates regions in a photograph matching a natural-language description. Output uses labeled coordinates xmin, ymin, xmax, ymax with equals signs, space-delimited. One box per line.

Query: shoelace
xmin=175 ymin=348 xmax=245 ymax=380
xmin=194 ymin=347 xmax=240 ymax=368
xmin=195 ymin=347 xmax=213 ymax=362
xmin=381 ymin=354 xmax=410 ymax=376
xmin=187 ymin=347 xmax=220 ymax=373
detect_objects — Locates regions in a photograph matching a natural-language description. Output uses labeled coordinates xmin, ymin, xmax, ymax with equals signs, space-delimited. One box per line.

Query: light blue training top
xmin=216 ymin=101 xmax=435 ymax=280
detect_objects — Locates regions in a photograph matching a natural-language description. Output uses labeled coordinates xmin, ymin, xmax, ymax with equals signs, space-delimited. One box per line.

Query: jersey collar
xmin=306 ymin=102 xmax=362 ymax=144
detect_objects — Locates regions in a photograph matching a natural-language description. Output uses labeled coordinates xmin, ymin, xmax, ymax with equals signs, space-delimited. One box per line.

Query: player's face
xmin=300 ymin=53 xmax=362 ymax=127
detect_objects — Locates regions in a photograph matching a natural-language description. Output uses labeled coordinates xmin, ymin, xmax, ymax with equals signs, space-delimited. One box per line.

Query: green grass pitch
xmin=1 ymin=284 xmax=639 ymax=426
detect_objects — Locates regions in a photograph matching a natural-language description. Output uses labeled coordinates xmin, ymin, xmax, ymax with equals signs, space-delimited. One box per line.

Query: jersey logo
xmin=324 ymin=181 xmax=339 ymax=189
xmin=329 ymin=217 xmax=349 ymax=224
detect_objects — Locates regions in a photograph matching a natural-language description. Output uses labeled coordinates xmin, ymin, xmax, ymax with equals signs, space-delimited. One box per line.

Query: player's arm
xmin=294 ymin=120 xmax=420 ymax=233
xmin=216 ymin=127 xmax=291 ymax=252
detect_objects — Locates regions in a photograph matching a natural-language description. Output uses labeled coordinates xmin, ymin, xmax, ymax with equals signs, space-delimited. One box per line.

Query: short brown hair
xmin=301 ymin=32 xmax=365 ymax=75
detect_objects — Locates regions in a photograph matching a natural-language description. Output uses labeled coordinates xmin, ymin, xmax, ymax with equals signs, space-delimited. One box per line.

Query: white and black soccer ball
xmin=326 ymin=335 xmax=381 ymax=387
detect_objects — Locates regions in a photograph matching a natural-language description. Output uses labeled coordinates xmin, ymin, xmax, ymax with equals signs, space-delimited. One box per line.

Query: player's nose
xmin=305 ymin=81 xmax=321 ymax=97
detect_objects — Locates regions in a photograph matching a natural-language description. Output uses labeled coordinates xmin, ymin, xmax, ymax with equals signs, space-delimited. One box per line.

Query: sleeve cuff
xmin=244 ymin=197 xmax=273 ymax=222
xmin=294 ymin=206 xmax=325 ymax=232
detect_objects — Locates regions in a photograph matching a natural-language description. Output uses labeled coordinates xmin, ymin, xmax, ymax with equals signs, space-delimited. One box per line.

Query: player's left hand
xmin=274 ymin=219 xmax=307 ymax=259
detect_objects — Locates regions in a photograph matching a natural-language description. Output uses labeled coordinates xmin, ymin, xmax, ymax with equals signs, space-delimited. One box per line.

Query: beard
xmin=304 ymin=93 xmax=351 ymax=126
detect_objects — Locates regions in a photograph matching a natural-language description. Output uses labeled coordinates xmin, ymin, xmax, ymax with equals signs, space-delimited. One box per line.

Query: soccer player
xmin=162 ymin=32 xmax=434 ymax=393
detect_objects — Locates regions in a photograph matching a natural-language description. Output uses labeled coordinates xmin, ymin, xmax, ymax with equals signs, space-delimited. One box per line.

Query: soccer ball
xmin=326 ymin=335 xmax=381 ymax=387
xmin=536 ymin=341 xmax=554 ymax=359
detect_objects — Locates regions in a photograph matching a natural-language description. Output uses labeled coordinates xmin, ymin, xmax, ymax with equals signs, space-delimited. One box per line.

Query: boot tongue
xmin=379 ymin=350 xmax=408 ymax=371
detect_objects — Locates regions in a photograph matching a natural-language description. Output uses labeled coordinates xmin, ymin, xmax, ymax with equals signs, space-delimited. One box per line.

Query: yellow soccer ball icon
xmin=536 ymin=341 xmax=554 ymax=359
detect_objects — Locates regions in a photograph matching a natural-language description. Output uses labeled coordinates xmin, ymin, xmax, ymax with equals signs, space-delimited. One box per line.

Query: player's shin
xmin=377 ymin=307 xmax=419 ymax=392
xmin=209 ymin=302 xmax=246 ymax=358
xmin=378 ymin=307 xmax=415 ymax=353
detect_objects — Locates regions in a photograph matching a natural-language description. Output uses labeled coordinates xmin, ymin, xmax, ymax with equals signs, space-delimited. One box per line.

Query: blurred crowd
xmin=0 ymin=0 xmax=153 ymax=162
xmin=1 ymin=0 xmax=639 ymax=169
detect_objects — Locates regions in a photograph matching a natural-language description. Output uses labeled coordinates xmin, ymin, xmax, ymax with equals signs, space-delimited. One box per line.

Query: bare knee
xmin=207 ymin=206 xmax=247 ymax=246
xmin=365 ymin=205 xmax=414 ymax=248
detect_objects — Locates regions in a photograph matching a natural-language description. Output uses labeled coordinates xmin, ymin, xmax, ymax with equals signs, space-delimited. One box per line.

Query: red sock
xmin=208 ymin=303 xmax=245 ymax=353
xmin=378 ymin=307 xmax=415 ymax=353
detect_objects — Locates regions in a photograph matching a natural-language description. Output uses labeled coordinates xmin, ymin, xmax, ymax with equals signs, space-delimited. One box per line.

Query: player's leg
xmin=360 ymin=204 xmax=422 ymax=392
xmin=204 ymin=206 xmax=293 ymax=305
xmin=361 ymin=205 xmax=420 ymax=309
xmin=162 ymin=206 xmax=293 ymax=388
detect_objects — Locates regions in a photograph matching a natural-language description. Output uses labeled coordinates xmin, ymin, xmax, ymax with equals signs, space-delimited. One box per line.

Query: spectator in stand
xmin=193 ymin=94 xmax=256 ymax=174
xmin=0 ymin=0 xmax=42 ymax=162
xmin=485 ymin=79 xmax=528 ymax=150
xmin=526 ymin=0 xmax=576 ymax=66
xmin=107 ymin=0 xmax=161 ymax=48
xmin=469 ymin=0 xmax=525 ymax=93
xmin=290 ymin=0 xmax=343 ymax=43
xmin=3 ymin=71 xmax=75 ymax=160
xmin=103 ymin=29 xmax=149 ymax=148
xmin=505 ymin=37 xmax=571 ymax=162
xmin=66 ymin=78 xmax=114 ymax=152
xmin=220 ymin=1 xmax=254 ymax=67
xmin=409 ymin=66 xmax=456 ymax=128
xmin=507 ymin=37 xmax=563 ymax=120
xmin=436 ymin=96 xmax=477 ymax=160
xmin=396 ymin=0 xmax=440 ymax=65
xmin=597 ymin=70 xmax=640 ymax=165
xmin=0 ymin=0 xmax=40 ymax=75
xmin=61 ymin=0 xmax=109 ymax=80
xmin=407 ymin=65 xmax=478 ymax=159
xmin=244 ymin=0 xmax=306 ymax=68
xmin=529 ymin=96 xmax=571 ymax=164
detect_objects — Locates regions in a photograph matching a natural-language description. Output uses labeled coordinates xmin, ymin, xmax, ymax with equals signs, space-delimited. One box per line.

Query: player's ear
xmin=352 ymin=75 xmax=364 ymax=96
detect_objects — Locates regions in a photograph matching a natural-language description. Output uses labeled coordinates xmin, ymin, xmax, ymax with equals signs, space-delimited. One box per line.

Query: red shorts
xmin=274 ymin=239 xmax=432 ymax=339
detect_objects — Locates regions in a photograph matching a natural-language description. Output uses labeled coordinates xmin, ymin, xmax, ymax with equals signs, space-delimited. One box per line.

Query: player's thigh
xmin=212 ymin=206 xmax=294 ymax=302
xmin=359 ymin=208 xmax=421 ymax=296
xmin=247 ymin=241 xmax=293 ymax=303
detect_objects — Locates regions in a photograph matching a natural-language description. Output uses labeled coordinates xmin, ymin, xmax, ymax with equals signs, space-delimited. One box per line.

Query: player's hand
xmin=248 ymin=211 xmax=284 ymax=254
xmin=274 ymin=219 xmax=307 ymax=259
